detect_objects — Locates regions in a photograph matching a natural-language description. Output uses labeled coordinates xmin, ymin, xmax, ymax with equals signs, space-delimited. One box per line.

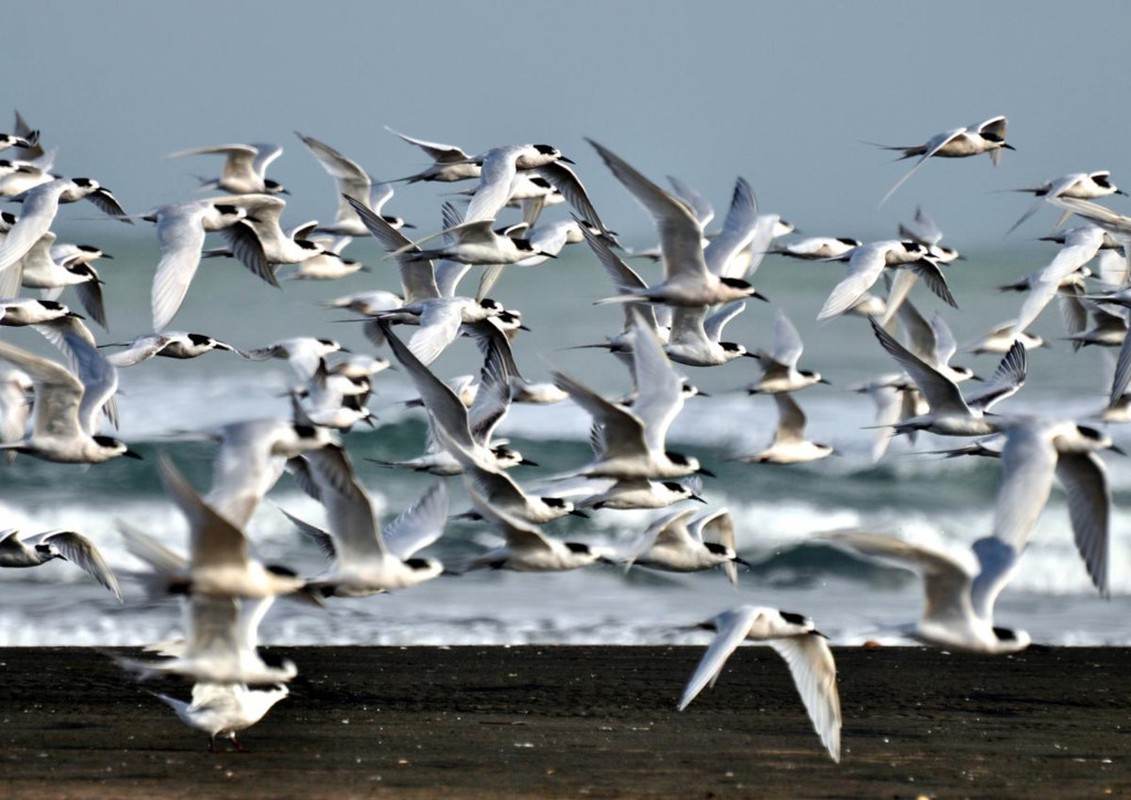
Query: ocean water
xmin=1 ymin=233 xmax=1129 ymax=647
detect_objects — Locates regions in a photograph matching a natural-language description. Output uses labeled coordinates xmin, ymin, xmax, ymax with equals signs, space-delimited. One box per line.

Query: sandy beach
xmin=0 ymin=646 xmax=1127 ymax=798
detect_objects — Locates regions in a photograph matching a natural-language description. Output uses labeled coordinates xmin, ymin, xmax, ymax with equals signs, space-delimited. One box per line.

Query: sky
xmin=5 ymin=1 xmax=1131 ymax=248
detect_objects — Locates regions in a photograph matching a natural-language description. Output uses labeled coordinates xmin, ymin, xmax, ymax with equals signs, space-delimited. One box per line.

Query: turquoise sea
xmin=0 ymin=222 xmax=1128 ymax=647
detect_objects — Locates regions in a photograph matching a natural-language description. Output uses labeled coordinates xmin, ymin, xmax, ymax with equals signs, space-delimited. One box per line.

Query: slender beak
xmin=742 ymin=351 xmax=760 ymax=358
xmin=101 ymin=253 xmax=114 ymax=260
xmin=519 ymin=457 xmax=540 ymax=466
xmin=752 ymin=290 xmax=771 ymax=303
xmin=402 ymin=221 xmax=417 ymax=229
xmin=697 ymin=466 xmax=716 ymax=478
xmin=68 ymin=312 xmax=86 ymax=320
xmin=689 ymin=494 xmax=708 ymax=504
xmin=818 ymin=377 xmax=832 ymax=385
xmin=693 ymin=390 xmax=710 ymax=397
xmin=1108 ymin=444 xmax=1127 ymax=456
xmin=246 ymin=215 xmax=262 ymax=224
xmin=1002 ymin=143 xmax=1017 ymax=151
xmin=568 ymin=509 xmax=590 ymax=518
xmin=123 ymin=448 xmax=144 ymax=460
xmin=559 ymin=155 xmax=576 ymax=165
xmin=518 ymin=324 xmax=532 ymax=332
xmin=733 ymin=556 xmax=753 ymax=569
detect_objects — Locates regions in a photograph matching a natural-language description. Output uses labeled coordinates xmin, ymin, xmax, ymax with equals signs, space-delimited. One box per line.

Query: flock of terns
xmin=0 ymin=110 xmax=1127 ymax=763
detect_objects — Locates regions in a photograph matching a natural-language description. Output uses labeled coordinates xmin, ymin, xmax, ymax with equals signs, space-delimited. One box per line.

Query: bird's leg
xmin=230 ymin=733 xmax=249 ymax=753
xmin=208 ymin=734 xmax=218 ymax=753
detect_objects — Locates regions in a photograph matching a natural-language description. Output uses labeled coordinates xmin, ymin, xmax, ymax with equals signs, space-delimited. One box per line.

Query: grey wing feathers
xmin=767 ymin=635 xmax=842 ymax=763
xmin=1055 ymin=451 xmax=1110 ymax=597
xmin=43 ymin=530 xmax=123 ymax=602
xmin=278 ymin=506 xmax=337 ymax=561
xmin=678 ymin=606 xmax=757 ymax=710
xmin=381 ymin=481 xmax=448 ymax=560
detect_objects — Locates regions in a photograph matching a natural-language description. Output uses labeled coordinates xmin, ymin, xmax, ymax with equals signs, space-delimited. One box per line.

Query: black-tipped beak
xmin=1109 ymin=444 xmax=1127 ymax=456
xmin=361 ymin=415 xmax=376 ymax=428
xmin=969 ymin=373 xmax=985 ymax=382
xmin=742 ymin=351 xmax=760 ymax=358
xmin=697 ymin=466 xmax=716 ymax=478
xmin=733 ymin=556 xmax=753 ymax=568
xmin=517 ymin=324 xmax=532 ymax=332
xmin=694 ymin=390 xmax=710 ymax=397
xmin=539 ymin=251 xmax=558 ymax=259
xmin=559 ymin=155 xmax=576 ymax=165
xmin=402 ymin=221 xmax=417 ymax=229
xmin=752 ymin=290 xmax=770 ymax=303
xmin=246 ymin=215 xmax=262 ymax=224
xmin=68 ymin=312 xmax=86 ymax=320
xmin=955 ymin=254 xmax=968 ymax=261
xmin=280 ymin=188 xmax=292 ymax=195
xmin=818 ymin=377 xmax=832 ymax=385
xmin=123 ymin=448 xmax=144 ymax=460
xmin=519 ymin=458 xmax=539 ymax=466
xmin=689 ymin=494 xmax=708 ymax=504
xmin=568 ymin=509 xmax=590 ymax=518
xmin=1002 ymin=143 xmax=1017 ymax=151
xmin=101 ymin=253 xmax=114 ymax=259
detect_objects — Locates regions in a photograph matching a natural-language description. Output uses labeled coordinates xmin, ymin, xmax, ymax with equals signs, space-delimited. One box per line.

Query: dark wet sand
xmin=1 ymin=646 xmax=1127 ymax=798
